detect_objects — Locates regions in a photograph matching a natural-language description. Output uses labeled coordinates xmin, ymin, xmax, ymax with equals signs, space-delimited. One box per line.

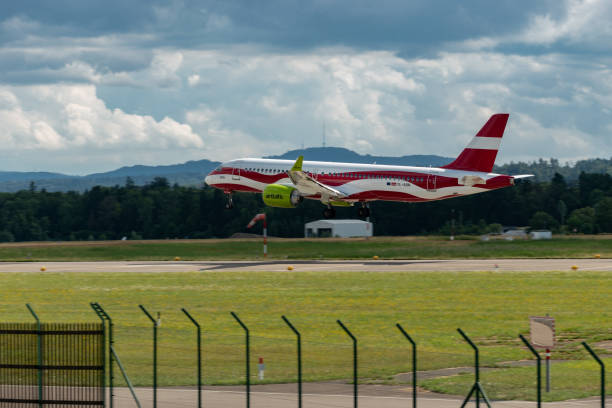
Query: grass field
xmin=0 ymin=235 xmax=610 ymax=261
xmin=0 ymin=269 xmax=610 ymax=401
xmin=421 ymin=358 xmax=612 ymax=402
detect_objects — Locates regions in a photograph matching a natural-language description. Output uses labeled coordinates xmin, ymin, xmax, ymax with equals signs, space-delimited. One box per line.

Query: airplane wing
xmin=288 ymin=156 xmax=346 ymax=201
xmin=512 ymin=174 xmax=535 ymax=179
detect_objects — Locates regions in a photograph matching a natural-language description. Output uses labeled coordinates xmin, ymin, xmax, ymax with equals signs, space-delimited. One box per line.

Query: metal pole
xmin=337 ymin=320 xmax=358 ymax=408
xmin=139 ymin=305 xmax=159 ymax=408
xmin=26 ymin=304 xmax=43 ymax=408
xmin=111 ymin=345 xmax=142 ymax=408
xmin=546 ymin=348 xmax=551 ymax=392
xmin=182 ymin=308 xmax=202 ymax=408
xmin=231 ymin=312 xmax=250 ymax=408
xmin=263 ymin=216 xmax=267 ymax=258
xmin=457 ymin=328 xmax=479 ymax=408
xmin=582 ymin=342 xmax=605 ymax=408
xmin=90 ymin=303 xmax=107 ymax=408
xmin=519 ymin=334 xmax=541 ymax=408
xmin=90 ymin=302 xmax=114 ymax=408
xmin=282 ymin=315 xmax=302 ymax=408
xmin=396 ymin=324 xmax=417 ymax=408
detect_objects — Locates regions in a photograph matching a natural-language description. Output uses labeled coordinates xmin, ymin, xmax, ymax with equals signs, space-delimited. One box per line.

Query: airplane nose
xmin=204 ymin=174 xmax=212 ymax=185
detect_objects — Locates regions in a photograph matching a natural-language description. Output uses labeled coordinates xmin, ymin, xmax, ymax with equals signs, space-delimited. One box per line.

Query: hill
xmin=0 ymin=149 xmax=453 ymax=192
xmin=266 ymin=146 xmax=451 ymax=167
xmin=0 ymin=148 xmax=610 ymax=192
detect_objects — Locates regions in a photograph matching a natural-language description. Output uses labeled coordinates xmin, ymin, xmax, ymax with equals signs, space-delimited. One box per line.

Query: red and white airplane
xmin=205 ymin=114 xmax=532 ymax=218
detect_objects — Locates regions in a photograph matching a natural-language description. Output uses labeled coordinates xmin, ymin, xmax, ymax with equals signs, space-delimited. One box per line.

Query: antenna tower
xmin=322 ymin=121 xmax=326 ymax=148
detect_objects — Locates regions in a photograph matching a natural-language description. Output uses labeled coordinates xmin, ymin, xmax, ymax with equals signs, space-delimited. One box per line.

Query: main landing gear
xmin=323 ymin=205 xmax=336 ymax=219
xmin=225 ymin=192 xmax=234 ymax=209
xmin=358 ymin=203 xmax=370 ymax=218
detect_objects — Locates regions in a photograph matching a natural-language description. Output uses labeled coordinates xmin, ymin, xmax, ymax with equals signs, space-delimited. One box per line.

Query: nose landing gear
xmin=225 ymin=192 xmax=234 ymax=209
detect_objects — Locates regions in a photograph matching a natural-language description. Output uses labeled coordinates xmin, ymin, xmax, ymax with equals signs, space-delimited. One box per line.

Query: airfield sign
xmin=529 ymin=316 xmax=555 ymax=348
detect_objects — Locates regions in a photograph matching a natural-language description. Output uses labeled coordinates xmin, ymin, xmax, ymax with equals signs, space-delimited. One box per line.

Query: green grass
xmin=0 ymin=269 xmax=610 ymax=401
xmin=0 ymin=235 xmax=610 ymax=261
xmin=422 ymin=359 xmax=611 ymax=402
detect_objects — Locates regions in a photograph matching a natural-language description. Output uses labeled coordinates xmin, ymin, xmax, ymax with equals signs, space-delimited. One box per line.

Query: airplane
xmin=204 ymin=113 xmax=532 ymax=219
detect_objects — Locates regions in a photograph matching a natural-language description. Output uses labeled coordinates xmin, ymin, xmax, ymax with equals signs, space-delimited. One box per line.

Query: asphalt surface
xmin=114 ymin=386 xmax=610 ymax=408
xmin=0 ymin=258 xmax=611 ymax=273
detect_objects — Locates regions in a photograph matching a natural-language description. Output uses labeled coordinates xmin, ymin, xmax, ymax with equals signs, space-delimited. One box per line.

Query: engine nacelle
xmin=262 ymin=184 xmax=303 ymax=208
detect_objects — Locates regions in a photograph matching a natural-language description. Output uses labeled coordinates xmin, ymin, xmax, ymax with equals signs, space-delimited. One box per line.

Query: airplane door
xmin=427 ymin=171 xmax=437 ymax=192
xmin=232 ymin=167 xmax=241 ymax=180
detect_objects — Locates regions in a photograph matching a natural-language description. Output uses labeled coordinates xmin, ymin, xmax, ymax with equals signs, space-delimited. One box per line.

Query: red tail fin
xmin=442 ymin=113 xmax=509 ymax=173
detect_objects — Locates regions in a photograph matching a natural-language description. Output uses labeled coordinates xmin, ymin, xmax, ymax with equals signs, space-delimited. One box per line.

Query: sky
xmin=1 ymin=0 xmax=611 ymax=174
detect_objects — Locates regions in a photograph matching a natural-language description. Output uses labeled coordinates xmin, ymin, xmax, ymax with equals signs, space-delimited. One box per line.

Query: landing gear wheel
xmin=225 ymin=193 xmax=234 ymax=209
xmin=358 ymin=204 xmax=370 ymax=218
xmin=323 ymin=207 xmax=336 ymax=219
xmin=358 ymin=207 xmax=370 ymax=218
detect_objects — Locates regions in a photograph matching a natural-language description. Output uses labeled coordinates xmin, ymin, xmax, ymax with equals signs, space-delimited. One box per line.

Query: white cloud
xmin=453 ymin=0 xmax=612 ymax=52
xmin=517 ymin=0 xmax=612 ymax=46
xmin=150 ymin=51 xmax=184 ymax=87
xmin=187 ymin=74 xmax=200 ymax=86
xmin=185 ymin=106 xmax=264 ymax=159
xmin=1 ymin=26 xmax=612 ymax=172
xmin=0 ymin=84 xmax=204 ymax=172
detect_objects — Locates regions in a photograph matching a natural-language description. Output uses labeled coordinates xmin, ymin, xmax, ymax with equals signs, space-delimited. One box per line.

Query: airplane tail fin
xmin=442 ymin=113 xmax=509 ymax=173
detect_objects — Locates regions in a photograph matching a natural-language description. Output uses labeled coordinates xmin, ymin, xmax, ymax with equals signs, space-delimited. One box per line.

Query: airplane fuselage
xmin=205 ymin=158 xmax=514 ymax=203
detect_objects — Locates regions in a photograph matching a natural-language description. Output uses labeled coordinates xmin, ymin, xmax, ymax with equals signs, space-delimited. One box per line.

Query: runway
xmin=0 ymin=258 xmax=610 ymax=273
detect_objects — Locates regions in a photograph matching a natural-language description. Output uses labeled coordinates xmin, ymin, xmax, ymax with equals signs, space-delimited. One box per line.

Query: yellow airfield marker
xmin=571 ymin=265 xmax=578 ymax=271
xmin=373 ymin=255 xmax=379 ymax=260
xmin=287 ymin=266 xmax=294 ymax=271
xmin=174 ymin=256 xmax=181 ymax=261
xmin=594 ymin=254 xmax=601 ymax=259
xmin=40 ymin=266 xmax=46 ymax=272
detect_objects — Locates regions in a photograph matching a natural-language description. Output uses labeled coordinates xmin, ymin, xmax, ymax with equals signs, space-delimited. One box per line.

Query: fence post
xmin=519 ymin=334 xmax=541 ymax=408
xmin=337 ymin=320 xmax=358 ymax=408
xmin=25 ymin=304 xmax=43 ymax=408
xmin=582 ymin=342 xmax=605 ymax=408
xmin=396 ymin=323 xmax=417 ymax=408
xmin=139 ymin=305 xmax=159 ymax=408
xmin=457 ymin=328 xmax=491 ymax=408
xmin=90 ymin=303 xmax=107 ymax=408
xmin=182 ymin=308 xmax=203 ymax=408
xmin=231 ymin=312 xmax=250 ymax=408
xmin=90 ymin=302 xmax=114 ymax=408
xmin=282 ymin=315 xmax=302 ymax=408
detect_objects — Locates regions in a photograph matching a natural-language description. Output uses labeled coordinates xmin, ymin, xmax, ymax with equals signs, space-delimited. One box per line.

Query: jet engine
xmin=262 ymin=184 xmax=303 ymax=208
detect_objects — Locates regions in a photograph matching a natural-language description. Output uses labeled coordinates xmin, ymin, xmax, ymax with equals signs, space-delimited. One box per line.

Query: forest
xmin=0 ymin=172 xmax=610 ymax=242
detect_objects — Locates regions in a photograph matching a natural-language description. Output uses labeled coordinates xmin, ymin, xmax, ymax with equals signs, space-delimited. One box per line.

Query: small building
xmin=502 ymin=227 xmax=529 ymax=240
xmin=305 ymin=219 xmax=373 ymax=238
xmin=530 ymin=230 xmax=552 ymax=240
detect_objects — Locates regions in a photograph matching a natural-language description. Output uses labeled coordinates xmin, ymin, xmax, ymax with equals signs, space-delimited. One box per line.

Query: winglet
xmin=291 ymin=155 xmax=304 ymax=172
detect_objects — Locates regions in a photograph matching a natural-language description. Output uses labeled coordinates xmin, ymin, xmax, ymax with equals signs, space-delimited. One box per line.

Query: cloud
xmin=0 ymin=84 xmax=204 ymax=172
xmin=454 ymin=0 xmax=612 ymax=53
xmin=0 ymin=0 xmax=611 ymax=174
xmin=516 ymin=0 xmax=612 ymax=47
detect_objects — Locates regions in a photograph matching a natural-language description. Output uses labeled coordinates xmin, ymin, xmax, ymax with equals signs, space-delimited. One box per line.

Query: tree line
xmin=0 ymin=173 xmax=610 ymax=242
